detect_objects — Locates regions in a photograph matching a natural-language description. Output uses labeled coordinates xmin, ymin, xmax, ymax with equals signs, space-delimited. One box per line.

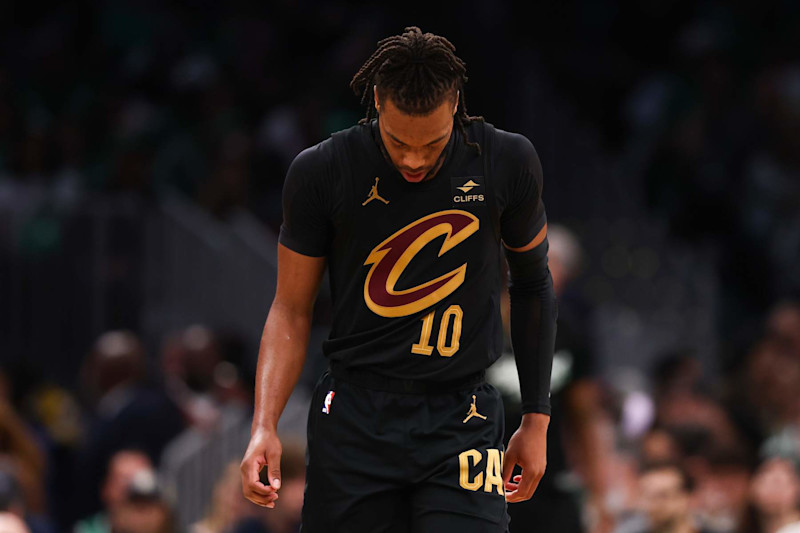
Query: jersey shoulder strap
xmin=474 ymin=121 xmax=501 ymax=242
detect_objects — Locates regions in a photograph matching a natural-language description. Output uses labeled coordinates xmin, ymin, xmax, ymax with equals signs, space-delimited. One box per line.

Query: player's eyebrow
xmin=387 ymin=131 xmax=449 ymax=146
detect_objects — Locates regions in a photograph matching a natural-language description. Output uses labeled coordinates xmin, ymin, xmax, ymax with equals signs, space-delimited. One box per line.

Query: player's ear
xmin=453 ymin=90 xmax=459 ymax=115
xmin=373 ymin=85 xmax=380 ymax=113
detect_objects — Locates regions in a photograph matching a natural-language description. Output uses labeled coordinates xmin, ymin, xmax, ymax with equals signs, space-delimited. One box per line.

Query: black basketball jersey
xmin=279 ymin=119 xmax=547 ymax=382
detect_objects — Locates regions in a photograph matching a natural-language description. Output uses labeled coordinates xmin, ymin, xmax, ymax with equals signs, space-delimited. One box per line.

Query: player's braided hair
xmin=350 ymin=26 xmax=484 ymax=154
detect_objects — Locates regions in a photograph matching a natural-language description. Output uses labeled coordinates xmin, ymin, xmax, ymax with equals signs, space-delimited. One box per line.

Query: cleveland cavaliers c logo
xmin=363 ymin=210 xmax=479 ymax=318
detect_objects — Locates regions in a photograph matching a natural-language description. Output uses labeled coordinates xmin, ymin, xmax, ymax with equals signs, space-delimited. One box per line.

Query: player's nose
xmin=401 ymin=151 xmax=426 ymax=171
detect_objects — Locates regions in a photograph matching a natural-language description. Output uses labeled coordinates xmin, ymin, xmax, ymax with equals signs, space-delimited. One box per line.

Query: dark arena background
xmin=1 ymin=1 xmax=800 ymax=532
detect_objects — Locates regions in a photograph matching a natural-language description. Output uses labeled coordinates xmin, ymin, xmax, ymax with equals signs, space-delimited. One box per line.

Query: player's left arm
xmin=497 ymin=133 xmax=557 ymax=503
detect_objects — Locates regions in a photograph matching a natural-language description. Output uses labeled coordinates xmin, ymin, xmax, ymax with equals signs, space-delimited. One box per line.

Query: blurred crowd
xmin=1 ymin=229 xmax=799 ymax=533
xmin=0 ymin=323 xmax=306 ymax=533
xmin=555 ymin=0 xmax=800 ymax=358
xmin=0 ymin=1 xmax=380 ymax=230
xmin=2 ymin=0 xmax=800 ymax=532
xmin=493 ymin=226 xmax=800 ymax=533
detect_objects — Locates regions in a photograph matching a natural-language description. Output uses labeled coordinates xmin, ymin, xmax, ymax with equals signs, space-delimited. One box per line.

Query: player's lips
xmin=401 ymin=170 xmax=427 ymax=182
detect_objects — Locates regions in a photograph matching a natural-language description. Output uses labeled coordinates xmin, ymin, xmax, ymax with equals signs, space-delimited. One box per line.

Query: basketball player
xmin=241 ymin=27 xmax=557 ymax=532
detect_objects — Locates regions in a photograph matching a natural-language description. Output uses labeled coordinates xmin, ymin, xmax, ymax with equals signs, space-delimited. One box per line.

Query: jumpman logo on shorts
xmin=462 ymin=395 xmax=487 ymax=423
xmin=362 ymin=177 xmax=389 ymax=206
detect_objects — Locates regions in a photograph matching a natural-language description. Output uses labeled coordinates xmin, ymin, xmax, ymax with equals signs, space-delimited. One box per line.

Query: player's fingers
xmin=241 ymin=457 xmax=275 ymax=497
xmin=245 ymin=480 xmax=274 ymax=498
xmin=243 ymin=477 xmax=274 ymax=499
xmin=245 ymin=488 xmax=278 ymax=503
xmin=506 ymin=487 xmax=531 ymax=503
xmin=522 ymin=470 xmax=545 ymax=501
xmin=254 ymin=492 xmax=279 ymax=503
xmin=501 ymin=448 xmax=517 ymax=484
xmin=506 ymin=470 xmax=537 ymax=502
xmin=266 ymin=448 xmax=282 ymax=491
xmin=246 ymin=492 xmax=279 ymax=508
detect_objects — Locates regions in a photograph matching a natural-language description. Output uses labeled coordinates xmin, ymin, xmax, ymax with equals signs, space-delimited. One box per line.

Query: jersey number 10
xmin=411 ymin=305 xmax=463 ymax=357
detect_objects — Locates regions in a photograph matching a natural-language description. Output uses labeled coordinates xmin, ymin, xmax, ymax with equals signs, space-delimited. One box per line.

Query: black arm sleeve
xmin=278 ymin=144 xmax=333 ymax=257
xmin=499 ymin=133 xmax=557 ymax=415
xmin=505 ymin=241 xmax=557 ymax=415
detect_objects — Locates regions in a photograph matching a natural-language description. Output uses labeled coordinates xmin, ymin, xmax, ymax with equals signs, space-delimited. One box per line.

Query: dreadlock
xmin=350 ymin=26 xmax=484 ymax=154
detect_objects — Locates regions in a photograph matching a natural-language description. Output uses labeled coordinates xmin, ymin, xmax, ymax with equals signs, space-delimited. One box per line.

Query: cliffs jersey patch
xmin=451 ymin=176 xmax=486 ymax=206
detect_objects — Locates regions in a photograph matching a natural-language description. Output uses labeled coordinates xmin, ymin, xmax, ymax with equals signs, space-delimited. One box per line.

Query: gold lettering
xmin=458 ymin=449 xmax=483 ymax=491
xmin=411 ymin=310 xmax=435 ymax=355
xmin=437 ymin=305 xmax=463 ymax=357
xmin=484 ymin=449 xmax=504 ymax=494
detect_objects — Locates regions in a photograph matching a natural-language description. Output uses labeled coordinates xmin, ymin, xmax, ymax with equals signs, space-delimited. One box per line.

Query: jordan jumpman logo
xmin=463 ymin=395 xmax=487 ymax=423
xmin=362 ymin=177 xmax=389 ymax=206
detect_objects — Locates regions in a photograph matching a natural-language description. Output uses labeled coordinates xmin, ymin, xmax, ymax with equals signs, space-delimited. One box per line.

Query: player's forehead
xmin=380 ymin=96 xmax=453 ymax=146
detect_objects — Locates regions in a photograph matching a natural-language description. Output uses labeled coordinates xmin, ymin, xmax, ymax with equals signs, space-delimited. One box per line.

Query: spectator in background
xmin=646 ymin=350 xmax=755 ymax=533
xmin=692 ymin=449 xmax=753 ymax=533
xmin=764 ymin=301 xmax=800 ymax=360
xmin=109 ymin=469 xmax=174 ymax=533
xmin=640 ymin=428 xmax=682 ymax=465
xmin=741 ymin=339 xmax=800 ymax=449
xmin=651 ymin=352 xmax=742 ymax=455
xmin=0 ymin=513 xmax=31 ymax=533
xmin=0 ymin=468 xmax=54 ymax=533
xmin=633 ymin=461 xmax=711 ymax=533
xmin=740 ymin=457 xmax=800 ymax=533
xmin=0 ymin=398 xmax=46 ymax=517
xmin=75 ymin=449 xmax=153 ymax=533
xmin=158 ymin=326 xmax=255 ymax=529
xmin=160 ymin=325 xmax=241 ymax=432
xmin=0 ymin=367 xmax=59 ymax=533
xmin=190 ymin=462 xmax=254 ymax=533
xmin=0 ymin=470 xmax=24 ymax=517
xmin=722 ymin=301 xmax=800 ymax=469
xmin=74 ymin=331 xmax=184 ymax=523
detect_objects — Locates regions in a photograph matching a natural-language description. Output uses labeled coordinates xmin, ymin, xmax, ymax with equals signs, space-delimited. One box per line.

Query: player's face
xmin=375 ymin=90 xmax=457 ymax=183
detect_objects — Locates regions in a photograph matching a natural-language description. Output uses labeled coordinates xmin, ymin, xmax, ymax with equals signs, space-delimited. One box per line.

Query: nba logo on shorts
xmin=322 ymin=390 xmax=335 ymax=414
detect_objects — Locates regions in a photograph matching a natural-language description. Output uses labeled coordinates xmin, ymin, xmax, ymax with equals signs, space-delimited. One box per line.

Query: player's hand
xmin=240 ymin=428 xmax=282 ymax=508
xmin=502 ymin=412 xmax=549 ymax=503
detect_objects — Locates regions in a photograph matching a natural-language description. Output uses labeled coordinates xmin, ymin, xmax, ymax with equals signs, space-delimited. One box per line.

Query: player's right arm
xmin=240 ymin=244 xmax=325 ymax=507
xmin=241 ymin=143 xmax=333 ymax=507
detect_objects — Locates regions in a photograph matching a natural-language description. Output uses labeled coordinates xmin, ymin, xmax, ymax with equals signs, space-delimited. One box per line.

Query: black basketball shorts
xmin=300 ymin=369 xmax=510 ymax=533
